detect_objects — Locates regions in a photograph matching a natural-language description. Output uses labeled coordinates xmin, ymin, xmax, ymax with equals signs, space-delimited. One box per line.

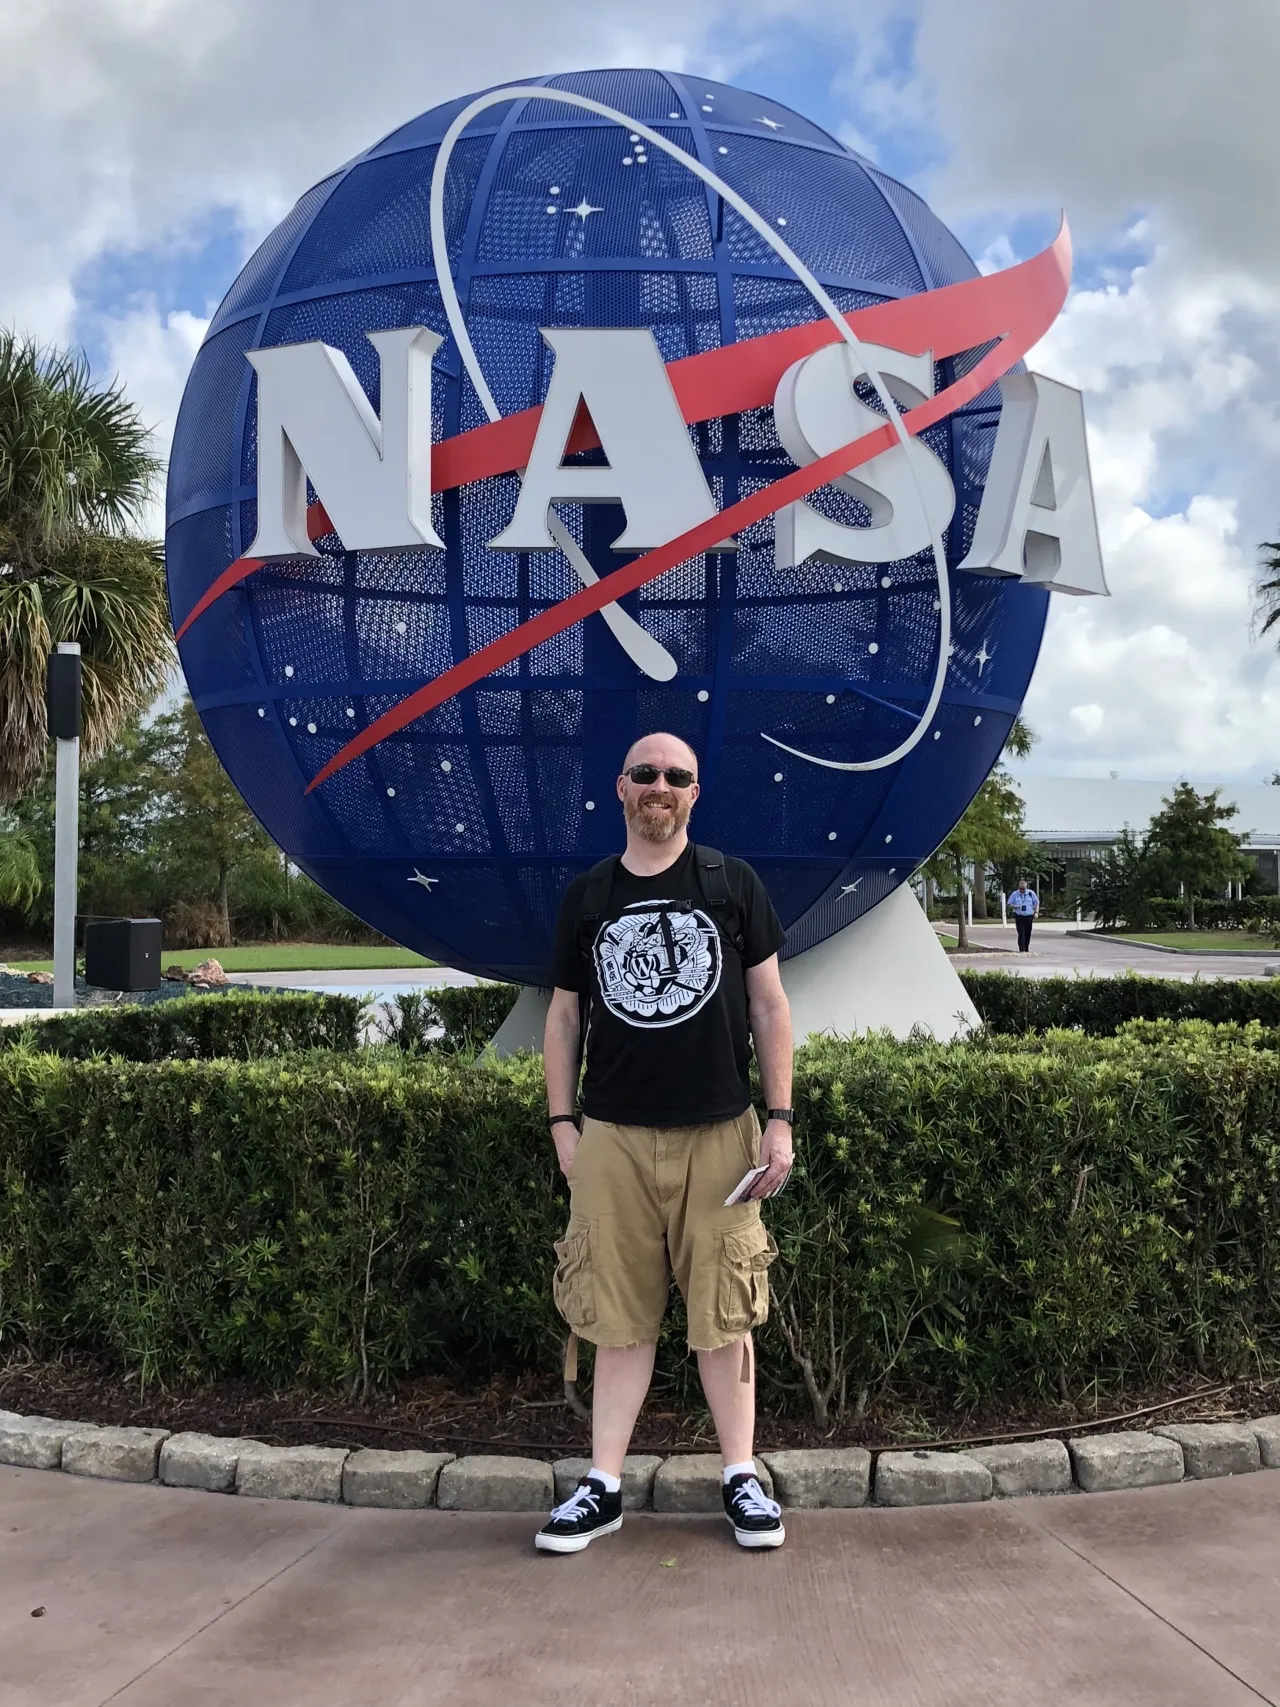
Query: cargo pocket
xmin=716 ymin=1219 xmax=777 ymax=1335
xmin=552 ymin=1218 xmax=597 ymax=1331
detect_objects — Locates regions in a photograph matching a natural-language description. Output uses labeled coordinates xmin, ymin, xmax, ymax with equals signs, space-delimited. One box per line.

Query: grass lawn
xmin=4 ymin=944 xmax=436 ymax=974
xmin=1104 ymin=932 xmax=1276 ymax=953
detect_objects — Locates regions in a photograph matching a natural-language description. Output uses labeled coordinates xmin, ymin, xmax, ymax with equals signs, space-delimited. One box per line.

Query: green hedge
xmin=961 ymin=971 xmax=1280 ymax=1036
xmin=3 ymin=1024 xmax=1278 ymax=1414
xmin=0 ymin=991 xmax=362 ymax=1062
xmin=409 ymin=974 xmax=1280 ymax=1055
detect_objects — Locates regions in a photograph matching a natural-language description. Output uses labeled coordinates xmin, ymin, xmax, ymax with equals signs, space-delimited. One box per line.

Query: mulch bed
xmin=1 ymin=1353 xmax=1274 ymax=1460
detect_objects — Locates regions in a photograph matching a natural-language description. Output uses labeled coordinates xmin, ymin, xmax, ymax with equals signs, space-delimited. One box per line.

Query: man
xmin=536 ymin=733 xmax=795 ymax=1555
xmin=1008 ymin=877 xmax=1039 ymax=952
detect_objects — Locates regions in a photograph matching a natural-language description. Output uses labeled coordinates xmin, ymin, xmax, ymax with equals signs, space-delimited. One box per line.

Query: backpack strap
xmin=577 ymin=855 xmax=619 ymax=966
xmin=692 ymin=844 xmax=745 ymax=952
xmin=574 ymin=855 xmax=619 ymax=1072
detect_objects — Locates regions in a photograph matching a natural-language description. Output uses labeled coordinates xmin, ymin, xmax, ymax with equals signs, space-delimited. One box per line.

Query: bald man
xmin=537 ymin=732 xmax=795 ymax=1554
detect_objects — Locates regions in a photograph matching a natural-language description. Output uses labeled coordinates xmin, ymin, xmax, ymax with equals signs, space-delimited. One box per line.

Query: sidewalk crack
xmin=96 ymin=1522 xmax=342 ymax=1706
xmin=1028 ymin=1514 xmax=1276 ymax=1707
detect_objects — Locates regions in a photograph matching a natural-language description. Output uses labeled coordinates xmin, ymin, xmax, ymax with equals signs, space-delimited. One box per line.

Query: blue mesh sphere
xmin=166 ymin=68 xmax=1047 ymax=983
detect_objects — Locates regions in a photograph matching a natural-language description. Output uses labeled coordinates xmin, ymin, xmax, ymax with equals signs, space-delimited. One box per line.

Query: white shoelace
xmin=730 ymin=1477 xmax=781 ymax=1520
xmin=550 ymin=1482 xmax=602 ymax=1523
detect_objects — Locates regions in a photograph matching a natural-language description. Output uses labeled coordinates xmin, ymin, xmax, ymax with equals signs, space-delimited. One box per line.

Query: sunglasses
xmin=625 ymin=764 xmax=697 ymax=789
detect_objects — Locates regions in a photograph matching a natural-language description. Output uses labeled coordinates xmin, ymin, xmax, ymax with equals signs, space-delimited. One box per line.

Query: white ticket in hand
xmin=724 ymin=1165 xmax=769 ymax=1206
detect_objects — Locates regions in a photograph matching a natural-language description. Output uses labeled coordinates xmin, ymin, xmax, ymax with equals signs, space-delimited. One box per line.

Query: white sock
xmin=588 ymin=1466 xmax=621 ymax=1493
xmin=723 ymin=1460 xmax=755 ymax=1483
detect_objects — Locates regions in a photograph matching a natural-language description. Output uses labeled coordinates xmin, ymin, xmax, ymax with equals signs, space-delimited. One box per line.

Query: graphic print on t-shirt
xmin=593 ymin=899 xmax=723 ymax=1027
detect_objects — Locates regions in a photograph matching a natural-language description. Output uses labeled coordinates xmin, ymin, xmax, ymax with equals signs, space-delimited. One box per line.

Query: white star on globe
xmin=407 ymin=869 xmax=439 ymax=892
xmin=841 ymin=879 xmax=863 ymax=895
xmin=757 ymin=115 xmax=784 ymax=130
xmin=975 ymin=641 xmax=991 ymax=673
xmin=569 ymin=199 xmax=604 ymax=221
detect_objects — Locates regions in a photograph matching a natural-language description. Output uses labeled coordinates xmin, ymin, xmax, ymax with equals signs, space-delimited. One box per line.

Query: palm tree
xmin=0 ymin=331 xmax=173 ymax=802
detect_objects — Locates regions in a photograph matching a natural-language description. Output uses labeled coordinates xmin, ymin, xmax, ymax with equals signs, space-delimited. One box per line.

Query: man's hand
xmin=749 ymin=1118 xmax=793 ymax=1199
xmin=552 ymin=1121 xmax=581 ymax=1180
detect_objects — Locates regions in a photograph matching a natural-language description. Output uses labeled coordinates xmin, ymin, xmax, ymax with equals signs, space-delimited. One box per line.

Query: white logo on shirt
xmin=593 ymin=901 xmax=722 ymax=1028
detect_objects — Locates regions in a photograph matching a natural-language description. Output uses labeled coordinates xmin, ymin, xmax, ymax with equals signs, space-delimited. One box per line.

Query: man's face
xmin=617 ymin=740 xmax=700 ymax=844
xmin=1018 ymin=881 xmax=1027 ymax=892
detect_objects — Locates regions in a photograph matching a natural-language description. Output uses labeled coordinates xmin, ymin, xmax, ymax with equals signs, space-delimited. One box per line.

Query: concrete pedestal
xmin=486 ymin=883 xmax=978 ymax=1055
xmin=778 ymin=884 xmax=979 ymax=1042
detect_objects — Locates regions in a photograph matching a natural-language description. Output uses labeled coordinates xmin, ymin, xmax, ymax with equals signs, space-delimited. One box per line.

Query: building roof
xmin=1015 ymin=775 xmax=1280 ymax=849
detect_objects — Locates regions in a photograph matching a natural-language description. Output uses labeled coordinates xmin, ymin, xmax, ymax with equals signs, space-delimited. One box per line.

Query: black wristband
xmin=549 ymin=1115 xmax=578 ymax=1128
xmin=767 ymin=1108 xmax=794 ymax=1125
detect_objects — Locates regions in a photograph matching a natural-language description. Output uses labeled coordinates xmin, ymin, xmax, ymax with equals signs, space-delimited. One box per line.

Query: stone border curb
xmin=3 ymin=1409 xmax=1279 ymax=1511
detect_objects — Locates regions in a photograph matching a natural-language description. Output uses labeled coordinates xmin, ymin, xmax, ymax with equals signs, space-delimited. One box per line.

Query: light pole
xmin=47 ymin=642 xmax=82 ymax=1009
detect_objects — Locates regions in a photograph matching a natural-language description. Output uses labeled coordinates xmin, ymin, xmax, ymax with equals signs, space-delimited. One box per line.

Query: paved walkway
xmin=5 ymin=1467 xmax=1278 ymax=1706
xmin=952 ymin=919 xmax=1280 ymax=982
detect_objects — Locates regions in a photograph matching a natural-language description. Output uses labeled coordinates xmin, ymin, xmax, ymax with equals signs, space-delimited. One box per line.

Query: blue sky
xmin=5 ymin=0 xmax=1280 ymax=783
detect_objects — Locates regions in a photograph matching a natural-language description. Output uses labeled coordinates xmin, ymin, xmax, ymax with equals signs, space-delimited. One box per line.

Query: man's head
xmin=1017 ymin=879 xmax=1028 ymax=891
xmin=617 ymin=732 xmax=700 ymax=844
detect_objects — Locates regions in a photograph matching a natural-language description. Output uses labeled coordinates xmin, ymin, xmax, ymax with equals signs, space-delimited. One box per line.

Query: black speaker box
xmin=46 ymin=651 xmax=82 ymax=741
xmin=83 ymin=918 xmax=164 ymax=991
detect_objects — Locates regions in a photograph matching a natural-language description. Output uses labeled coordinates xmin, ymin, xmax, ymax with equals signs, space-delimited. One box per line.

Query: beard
xmin=624 ymin=790 xmax=692 ymax=843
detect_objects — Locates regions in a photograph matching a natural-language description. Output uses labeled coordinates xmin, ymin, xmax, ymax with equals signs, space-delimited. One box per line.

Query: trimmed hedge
xmin=2 ymin=1025 xmax=1278 ymax=1414
xmin=415 ymin=974 xmax=1280 ymax=1054
xmin=961 ymin=971 xmax=1280 ymax=1036
xmin=0 ymin=991 xmax=362 ymax=1062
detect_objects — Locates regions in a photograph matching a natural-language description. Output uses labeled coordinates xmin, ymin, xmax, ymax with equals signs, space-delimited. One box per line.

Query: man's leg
xmin=591 ymin=1341 xmax=658 ymax=1477
xmin=697 ymin=1333 xmax=754 ymax=1466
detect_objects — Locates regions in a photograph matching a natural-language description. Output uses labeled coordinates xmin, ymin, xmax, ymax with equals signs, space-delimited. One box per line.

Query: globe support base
xmin=777 ymin=884 xmax=980 ymax=1043
xmin=485 ymin=885 xmax=980 ymax=1058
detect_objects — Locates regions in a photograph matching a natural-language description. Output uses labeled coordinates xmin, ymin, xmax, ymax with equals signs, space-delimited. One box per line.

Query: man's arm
xmin=544 ymin=986 xmax=582 ymax=1177
xmin=745 ymin=952 xmax=794 ymax=1199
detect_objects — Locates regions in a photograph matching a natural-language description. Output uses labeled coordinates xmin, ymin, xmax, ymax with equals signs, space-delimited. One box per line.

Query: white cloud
xmin=99 ymin=301 xmax=210 ymax=535
xmin=0 ymin=0 xmax=750 ymax=349
xmin=1019 ymin=254 xmax=1280 ymax=777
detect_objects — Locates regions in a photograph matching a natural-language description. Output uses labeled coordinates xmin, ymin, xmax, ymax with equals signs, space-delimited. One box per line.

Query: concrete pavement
xmin=5 ymin=1465 xmax=1278 ymax=1706
xmin=952 ymin=919 xmax=1280 ymax=981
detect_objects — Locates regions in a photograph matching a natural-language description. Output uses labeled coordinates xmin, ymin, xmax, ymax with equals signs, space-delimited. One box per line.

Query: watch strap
xmin=549 ymin=1115 xmax=578 ymax=1128
xmin=767 ymin=1107 xmax=794 ymax=1124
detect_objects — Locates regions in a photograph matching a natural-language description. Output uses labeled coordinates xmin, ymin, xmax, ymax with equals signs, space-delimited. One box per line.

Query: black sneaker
xmin=535 ymin=1478 xmax=624 ymax=1554
xmin=723 ymin=1472 xmax=786 ymax=1549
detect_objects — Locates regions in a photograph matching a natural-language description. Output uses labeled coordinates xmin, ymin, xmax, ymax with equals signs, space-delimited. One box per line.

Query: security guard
xmin=1008 ymin=878 xmax=1039 ymax=952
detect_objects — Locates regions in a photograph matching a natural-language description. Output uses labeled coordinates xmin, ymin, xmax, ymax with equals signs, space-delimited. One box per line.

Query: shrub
xmin=2 ymin=1026 xmax=1278 ymax=1415
xmin=0 ymin=990 xmax=362 ymax=1062
xmin=962 ymin=971 xmax=1280 ymax=1036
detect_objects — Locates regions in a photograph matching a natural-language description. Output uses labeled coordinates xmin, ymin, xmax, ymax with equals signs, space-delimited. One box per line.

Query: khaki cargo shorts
xmin=552 ymin=1108 xmax=778 ymax=1355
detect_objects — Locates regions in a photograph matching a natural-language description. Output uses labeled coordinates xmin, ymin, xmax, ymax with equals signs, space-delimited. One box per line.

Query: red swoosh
xmin=174 ymin=224 xmax=1070 ymax=644
xmin=305 ymin=223 xmax=1071 ymax=793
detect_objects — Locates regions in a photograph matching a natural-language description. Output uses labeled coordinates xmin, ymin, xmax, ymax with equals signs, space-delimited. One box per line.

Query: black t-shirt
xmin=550 ymin=843 xmax=785 ymax=1127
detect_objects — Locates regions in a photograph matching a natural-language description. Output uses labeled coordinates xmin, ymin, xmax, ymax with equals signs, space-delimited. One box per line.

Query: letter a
xmin=488 ymin=329 xmax=719 ymax=551
xmin=245 ymin=326 xmax=445 ymax=559
xmin=959 ymin=372 xmax=1108 ymax=595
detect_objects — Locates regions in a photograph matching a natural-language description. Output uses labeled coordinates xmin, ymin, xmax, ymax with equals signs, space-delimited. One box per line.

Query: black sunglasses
xmin=625 ymin=764 xmax=697 ymax=789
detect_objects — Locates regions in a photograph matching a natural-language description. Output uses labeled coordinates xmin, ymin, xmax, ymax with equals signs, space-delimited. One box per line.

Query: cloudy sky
xmin=4 ymin=0 xmax=1279 ymax=783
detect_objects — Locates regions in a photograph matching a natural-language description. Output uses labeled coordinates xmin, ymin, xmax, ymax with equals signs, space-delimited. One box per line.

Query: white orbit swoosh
xmin=427 ymin=84 xmax=950 ymax=771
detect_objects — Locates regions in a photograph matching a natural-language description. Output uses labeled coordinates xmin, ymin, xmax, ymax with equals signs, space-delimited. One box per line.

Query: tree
xmin=1073 ymin=828 xmax=1153 ymax=932
xmin=0 ymin=331 xmax=172 ymax=802
xmin=9 ymin=712 xmax=170 ymax=933
xmin=149 ymin=698 xmax=271 ymax=943
xmin=1144 ymin=782 xmax=1247 ymax=929
xmin=0 ymin=815 xmax=41 ymax=912
xmin=921 ymin=718 xmax=1034 ymax=951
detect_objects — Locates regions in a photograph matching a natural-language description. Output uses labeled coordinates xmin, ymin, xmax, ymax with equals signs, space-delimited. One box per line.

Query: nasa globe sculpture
xmin=166 ymin=69 xmax=1106 ymax=1039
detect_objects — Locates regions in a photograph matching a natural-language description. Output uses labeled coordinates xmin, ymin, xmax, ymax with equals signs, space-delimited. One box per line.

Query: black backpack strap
xmin=574 ymin=855 xmax=618 ymax=1071
xmin=577 ymin=855 xmax=619 ymax=966
xmin=693 ymin=844 xmax=745 ymax=951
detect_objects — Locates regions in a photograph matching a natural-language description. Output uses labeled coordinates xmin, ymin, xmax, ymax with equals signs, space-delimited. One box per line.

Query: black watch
xmin=767 ymin=1108 xmax=794 ymax=1125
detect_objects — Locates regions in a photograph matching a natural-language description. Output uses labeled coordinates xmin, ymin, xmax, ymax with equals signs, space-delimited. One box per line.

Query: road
xmin=4 ymin=1467 xmax=1277 ymax=1706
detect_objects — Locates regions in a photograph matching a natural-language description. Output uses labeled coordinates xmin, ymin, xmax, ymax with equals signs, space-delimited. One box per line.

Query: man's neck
xmin=621 ymin=827 xmax=692 ymax=878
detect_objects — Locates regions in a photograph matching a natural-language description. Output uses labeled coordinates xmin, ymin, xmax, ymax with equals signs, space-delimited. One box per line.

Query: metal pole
xmin=52 ymin=642 xmax=81 ymax=1009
